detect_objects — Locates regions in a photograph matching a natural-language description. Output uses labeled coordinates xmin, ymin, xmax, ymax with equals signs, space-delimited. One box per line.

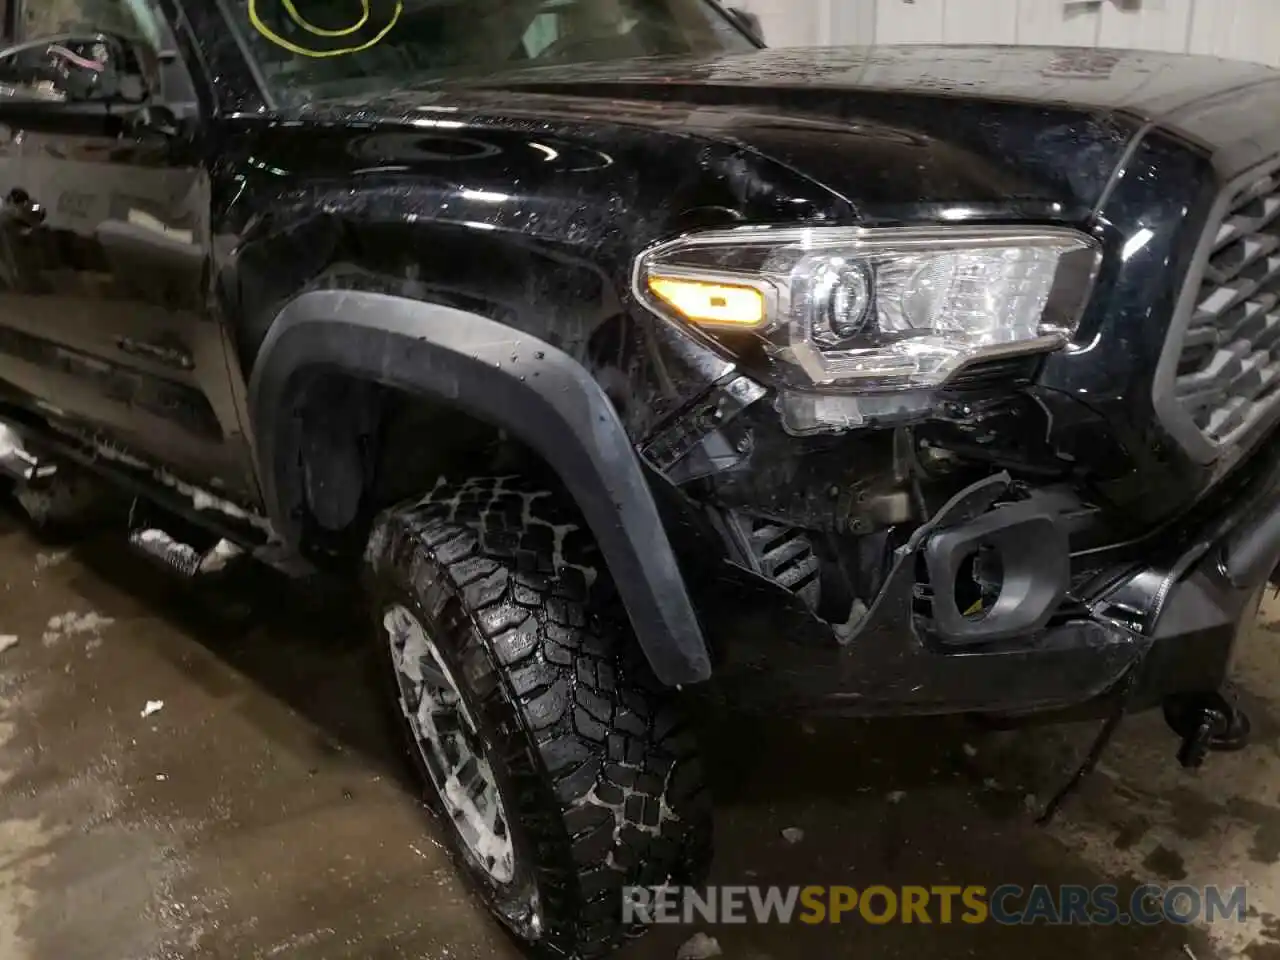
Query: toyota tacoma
xmin=0 ymin=0 xmax=1276 ymax=956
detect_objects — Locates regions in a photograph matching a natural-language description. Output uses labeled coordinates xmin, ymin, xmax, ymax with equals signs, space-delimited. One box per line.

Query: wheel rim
xmin=383 ymin=604 xmax=518 ymax=886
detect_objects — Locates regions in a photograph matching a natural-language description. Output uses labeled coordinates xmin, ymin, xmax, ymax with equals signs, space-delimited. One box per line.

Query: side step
xmin=128 ymin=499 xmax=243 ymax=578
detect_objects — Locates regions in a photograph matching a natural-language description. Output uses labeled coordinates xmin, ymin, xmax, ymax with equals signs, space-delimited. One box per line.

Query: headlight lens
xmin=635 ymin=226 xmax=1101 ymax=391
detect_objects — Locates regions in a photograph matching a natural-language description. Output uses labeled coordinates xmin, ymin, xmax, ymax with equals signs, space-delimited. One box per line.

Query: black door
xmin=0 ymin=1 xmax=258 ymax=500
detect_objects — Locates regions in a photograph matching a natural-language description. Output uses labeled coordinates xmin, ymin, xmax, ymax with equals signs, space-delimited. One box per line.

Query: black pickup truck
xmin=1 ymin=0 xmax=1277 ymax=955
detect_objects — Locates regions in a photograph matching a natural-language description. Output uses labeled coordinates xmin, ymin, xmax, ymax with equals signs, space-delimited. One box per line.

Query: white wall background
xmin=739 ymin=0 xmax=1280 ymax=67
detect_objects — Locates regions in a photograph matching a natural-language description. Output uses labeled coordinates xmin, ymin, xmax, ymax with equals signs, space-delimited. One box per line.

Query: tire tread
xmin=366 ymin=476 xmax=710 ymax=959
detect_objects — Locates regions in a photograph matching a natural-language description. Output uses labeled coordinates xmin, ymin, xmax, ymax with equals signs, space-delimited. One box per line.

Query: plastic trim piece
xmin=923 ymin=499 xmax=1071 ymax=644
xmin=248 ymin=290 xmax=711 ymax=686
xmin=1221 ymin=495 xmax=1280 ymax=588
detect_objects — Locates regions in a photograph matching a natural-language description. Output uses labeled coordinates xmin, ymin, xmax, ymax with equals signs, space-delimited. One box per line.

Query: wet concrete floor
xmin=1 ymin=504 xmax=1279 ymax=960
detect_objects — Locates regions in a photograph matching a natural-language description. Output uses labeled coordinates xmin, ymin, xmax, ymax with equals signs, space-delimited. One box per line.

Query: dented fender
xmin=248 ymin=289 xmax=711 ymax=686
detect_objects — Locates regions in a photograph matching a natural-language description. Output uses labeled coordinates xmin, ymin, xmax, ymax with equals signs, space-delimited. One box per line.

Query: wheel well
xmin=281 ymin=369 xmax=554 ymax=564
xmin=251 ymin=291 xmax=711 ymax=684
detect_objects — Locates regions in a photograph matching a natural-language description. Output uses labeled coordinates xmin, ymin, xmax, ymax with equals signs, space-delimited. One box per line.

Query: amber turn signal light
xmin=647 ymin=275 xmax=766 ymax=328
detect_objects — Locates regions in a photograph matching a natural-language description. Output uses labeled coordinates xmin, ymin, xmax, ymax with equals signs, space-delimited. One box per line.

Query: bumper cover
xmin=704 ymin=444 xmax=1280 ymax=717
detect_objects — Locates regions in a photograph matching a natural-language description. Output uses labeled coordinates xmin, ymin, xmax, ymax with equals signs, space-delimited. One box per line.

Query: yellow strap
xmin=248 ymin=0 xmax=403 ymax=57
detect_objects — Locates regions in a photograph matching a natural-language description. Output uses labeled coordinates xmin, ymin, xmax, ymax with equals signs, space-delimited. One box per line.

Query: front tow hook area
xmin=1163 ymin=687 xmax=1252 ymax=768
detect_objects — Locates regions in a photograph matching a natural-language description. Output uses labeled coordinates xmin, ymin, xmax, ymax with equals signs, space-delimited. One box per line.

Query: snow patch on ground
xmin=42 ymin=611 xmax=114 ymax=647
xmin=34 ymin=551 xmax=69 ymax=572
xmin=676 ymin=932 xmax=722 ymax=960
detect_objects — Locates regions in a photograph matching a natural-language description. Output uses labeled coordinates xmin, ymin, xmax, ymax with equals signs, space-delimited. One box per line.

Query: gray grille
xmin=1174 ymin=171 xmax=1280 ymax=446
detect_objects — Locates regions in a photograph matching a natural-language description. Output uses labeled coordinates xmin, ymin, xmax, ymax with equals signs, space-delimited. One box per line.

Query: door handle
xmin=3 ymin=188 xmax=47 ymax=229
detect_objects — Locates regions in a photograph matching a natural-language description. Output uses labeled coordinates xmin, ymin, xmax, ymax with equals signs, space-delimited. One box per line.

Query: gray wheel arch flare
xmin=248 ymin=289 xmax=711 ymax=686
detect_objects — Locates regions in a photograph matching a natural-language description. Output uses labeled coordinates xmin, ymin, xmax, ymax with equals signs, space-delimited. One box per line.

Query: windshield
xmin=228 ymin=0 xmax=756 ymax=101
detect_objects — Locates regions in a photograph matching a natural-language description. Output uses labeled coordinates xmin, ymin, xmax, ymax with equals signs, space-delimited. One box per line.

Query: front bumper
xmin=702 ymin=438 xmax=1280 ymax=717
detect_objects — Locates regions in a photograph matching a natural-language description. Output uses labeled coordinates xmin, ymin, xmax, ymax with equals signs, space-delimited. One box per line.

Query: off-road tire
xmin=364 ymin=476 xmax=711 ymax=958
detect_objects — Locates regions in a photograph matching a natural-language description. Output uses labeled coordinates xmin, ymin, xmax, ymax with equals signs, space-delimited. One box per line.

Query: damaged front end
xmin=650 ymin=373 xmax=1277 ymax=733
xmin=632 ymin=222 xmax=1280 ymax=738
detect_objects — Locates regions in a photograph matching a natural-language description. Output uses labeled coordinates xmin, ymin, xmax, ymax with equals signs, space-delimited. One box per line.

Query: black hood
xmin=465 ymin=44 xmax=1280 ymax=217
xmin=486 ymin=44 xmax=1280 ymax=120
xmin=292 ymin=44 xmax=1280 ymax=224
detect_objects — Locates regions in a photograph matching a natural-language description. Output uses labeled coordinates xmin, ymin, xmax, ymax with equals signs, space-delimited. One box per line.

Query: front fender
xmin=248 ymin=289 xmax=711 ymax=686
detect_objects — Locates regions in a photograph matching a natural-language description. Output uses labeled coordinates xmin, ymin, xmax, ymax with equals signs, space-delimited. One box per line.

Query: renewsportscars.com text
xmin=623 ymin=884 xmax=1248 ymax=926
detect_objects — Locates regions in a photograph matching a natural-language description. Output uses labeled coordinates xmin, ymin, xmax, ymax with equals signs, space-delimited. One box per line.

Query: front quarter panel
xmin=217 ymin=109 xmax=850 ymax=689
xmin=214 ymin=108 xmax=850 ymax=440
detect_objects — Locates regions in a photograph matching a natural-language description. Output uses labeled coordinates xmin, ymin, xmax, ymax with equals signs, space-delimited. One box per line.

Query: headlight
xmin=634 ymin=225 xmax=1101 ymax=393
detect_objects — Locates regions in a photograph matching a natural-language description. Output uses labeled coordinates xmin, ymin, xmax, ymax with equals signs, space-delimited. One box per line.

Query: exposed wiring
xmin=248 ymin=0 xmax=403 ymax=57
xmin=1036 ymin=662 xmax=1140 ymax=825
xmin=46 ymin=44 xmax=105 ymax=72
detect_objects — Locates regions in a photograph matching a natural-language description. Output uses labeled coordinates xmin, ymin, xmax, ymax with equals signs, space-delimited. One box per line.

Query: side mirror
xmin=0 ymin=32 xmax=154 ymax=105
xmin=728 ymin=7 xmax=765 ymax=44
